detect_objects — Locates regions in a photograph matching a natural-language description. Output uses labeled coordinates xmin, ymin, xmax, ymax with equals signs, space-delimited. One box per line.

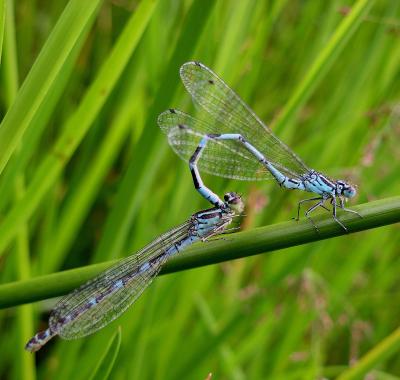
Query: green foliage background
xmin=0 ymin=0 xmax=399 ymax=379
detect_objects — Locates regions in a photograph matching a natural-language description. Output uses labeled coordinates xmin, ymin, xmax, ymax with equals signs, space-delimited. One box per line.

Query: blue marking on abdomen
xmin=88 ymin=297 xmax=97 ymax=306
xmin=113 ymin=279 xmax=124 ymax=290
xmin=139 ymin=262 xmax=151 ymax=272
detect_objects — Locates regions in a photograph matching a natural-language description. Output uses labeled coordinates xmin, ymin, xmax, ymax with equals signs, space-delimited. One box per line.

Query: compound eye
xmin=224 ymin=194 xmax=230 ymax=202
xmin=344 ymin=186 xmax=356 ymax=198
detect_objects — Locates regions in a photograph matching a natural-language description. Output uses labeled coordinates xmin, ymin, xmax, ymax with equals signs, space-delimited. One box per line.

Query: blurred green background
xmin=0 ymin=0 xmax=399 ymax=379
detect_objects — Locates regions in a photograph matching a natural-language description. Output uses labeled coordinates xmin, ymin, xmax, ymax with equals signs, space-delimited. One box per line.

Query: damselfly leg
xmin=331 ymin=198 xmax=348 ymax=232
xmin=295 ymin=196 xmax=329 ymax=222
xmin=338 ymin=197 xmax=363 ymax=218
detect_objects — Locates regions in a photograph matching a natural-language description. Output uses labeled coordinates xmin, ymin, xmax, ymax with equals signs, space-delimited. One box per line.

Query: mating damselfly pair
xmin=26 ymin=62 xmax=360 ymax=352
xmin=159 ymin=61 xmax=361 ymax=232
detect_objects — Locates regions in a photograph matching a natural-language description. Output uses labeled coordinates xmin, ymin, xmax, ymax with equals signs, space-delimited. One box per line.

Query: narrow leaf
xmin=0 ymin=0 xmax=158 ymax=256
xmin=0 ymin=0 xmax=103 ymax=173
xmin=0 ymin=196 xmax=398 ymax=309
xmin=89 ymin=328 xmax=122 ymax=380
xmin=337 ymin=326 xmax=400 ymax=380
xmin=273 ymin=0 xmax=374 ymax=134
xmin=0 ymin=0 xmax=5 ymax=63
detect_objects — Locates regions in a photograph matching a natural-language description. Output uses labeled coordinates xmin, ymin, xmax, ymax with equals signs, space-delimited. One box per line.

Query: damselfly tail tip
xmin=25 ymin=328 xmax=55 ymax=353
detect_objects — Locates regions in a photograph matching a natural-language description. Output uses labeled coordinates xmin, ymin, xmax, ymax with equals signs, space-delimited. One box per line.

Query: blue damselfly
xmin=26 ymin=192 xmax=244 ymax=352
xmin=158 ymin=62 xmax=361 ymax=231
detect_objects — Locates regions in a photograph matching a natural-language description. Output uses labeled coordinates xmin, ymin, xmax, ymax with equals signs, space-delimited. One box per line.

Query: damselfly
xmin=26 ymin=192 xmax=244 ymax=352
xmin=158 ymin=62 xmax=361 ymax=231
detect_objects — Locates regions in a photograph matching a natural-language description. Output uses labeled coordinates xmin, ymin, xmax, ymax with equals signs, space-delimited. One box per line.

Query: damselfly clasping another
xmin=158 ymin=62 xmax=361 ymax=232
xmin=26 ymin=192 xmax=244 ymax=352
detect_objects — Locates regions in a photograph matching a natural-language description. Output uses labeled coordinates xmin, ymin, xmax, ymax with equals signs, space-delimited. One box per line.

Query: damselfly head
xmin=336 ymin=180 xmax=357 ymax=198
xmin=224 ymin=192 xmax=245 ymax=213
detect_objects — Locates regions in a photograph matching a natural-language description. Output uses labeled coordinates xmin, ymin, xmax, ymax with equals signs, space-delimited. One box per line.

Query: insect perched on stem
xmin=158 ymin=61 xmax=361 ymax=232
xmin=26 ymin=192 xmax=244 ymax=352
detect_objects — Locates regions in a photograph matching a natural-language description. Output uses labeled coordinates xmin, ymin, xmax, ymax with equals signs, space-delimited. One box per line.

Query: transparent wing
xmin=159 ymin=110 xmax=269 ymax=180
xmin=179 ymin=61 xmax=309 ymax=178
xmin=49 ymin=220 xmax=193 ymax=340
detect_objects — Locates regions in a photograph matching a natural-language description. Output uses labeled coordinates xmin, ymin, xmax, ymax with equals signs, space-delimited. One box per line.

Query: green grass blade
xmin=89 ymin=327 xmax=122 ymax=380
xmin=273 ymin=0 xmax=374 ymax=135
xmin=172 ymin=309 xmax=246 ymax=380
xmin=336 ymin=326 xmax=400 ymax=380
xmin=0 ymin=0 xmax=4 ymax=62
xmin=13 ymin=176 xmax=35 ymax=380
xmin=1 ymin=0 xmax=18 ymax=106
xmin=94 ymin=0 xmax=216 ymax=263
xmin=0 ymin=196 xmax=398 ymax=309
xmin=41 ymin=66 xmax=140 ymax=273
xmin=0 ymin=22 xmax=90 ymax=211
xmin=0 ymin=3 xmax=399 ymax=377
xmin=2 ymin=6 xmax=35 ymax=378
xmin=0 ymin=0 xmax=158 ymax=257
xmin=0 ymin=0 xmax=103 ymax=174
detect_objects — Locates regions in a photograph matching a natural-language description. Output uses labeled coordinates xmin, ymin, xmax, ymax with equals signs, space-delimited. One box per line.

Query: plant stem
xmin=0 ymin=196 xmax=398 ymax=309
